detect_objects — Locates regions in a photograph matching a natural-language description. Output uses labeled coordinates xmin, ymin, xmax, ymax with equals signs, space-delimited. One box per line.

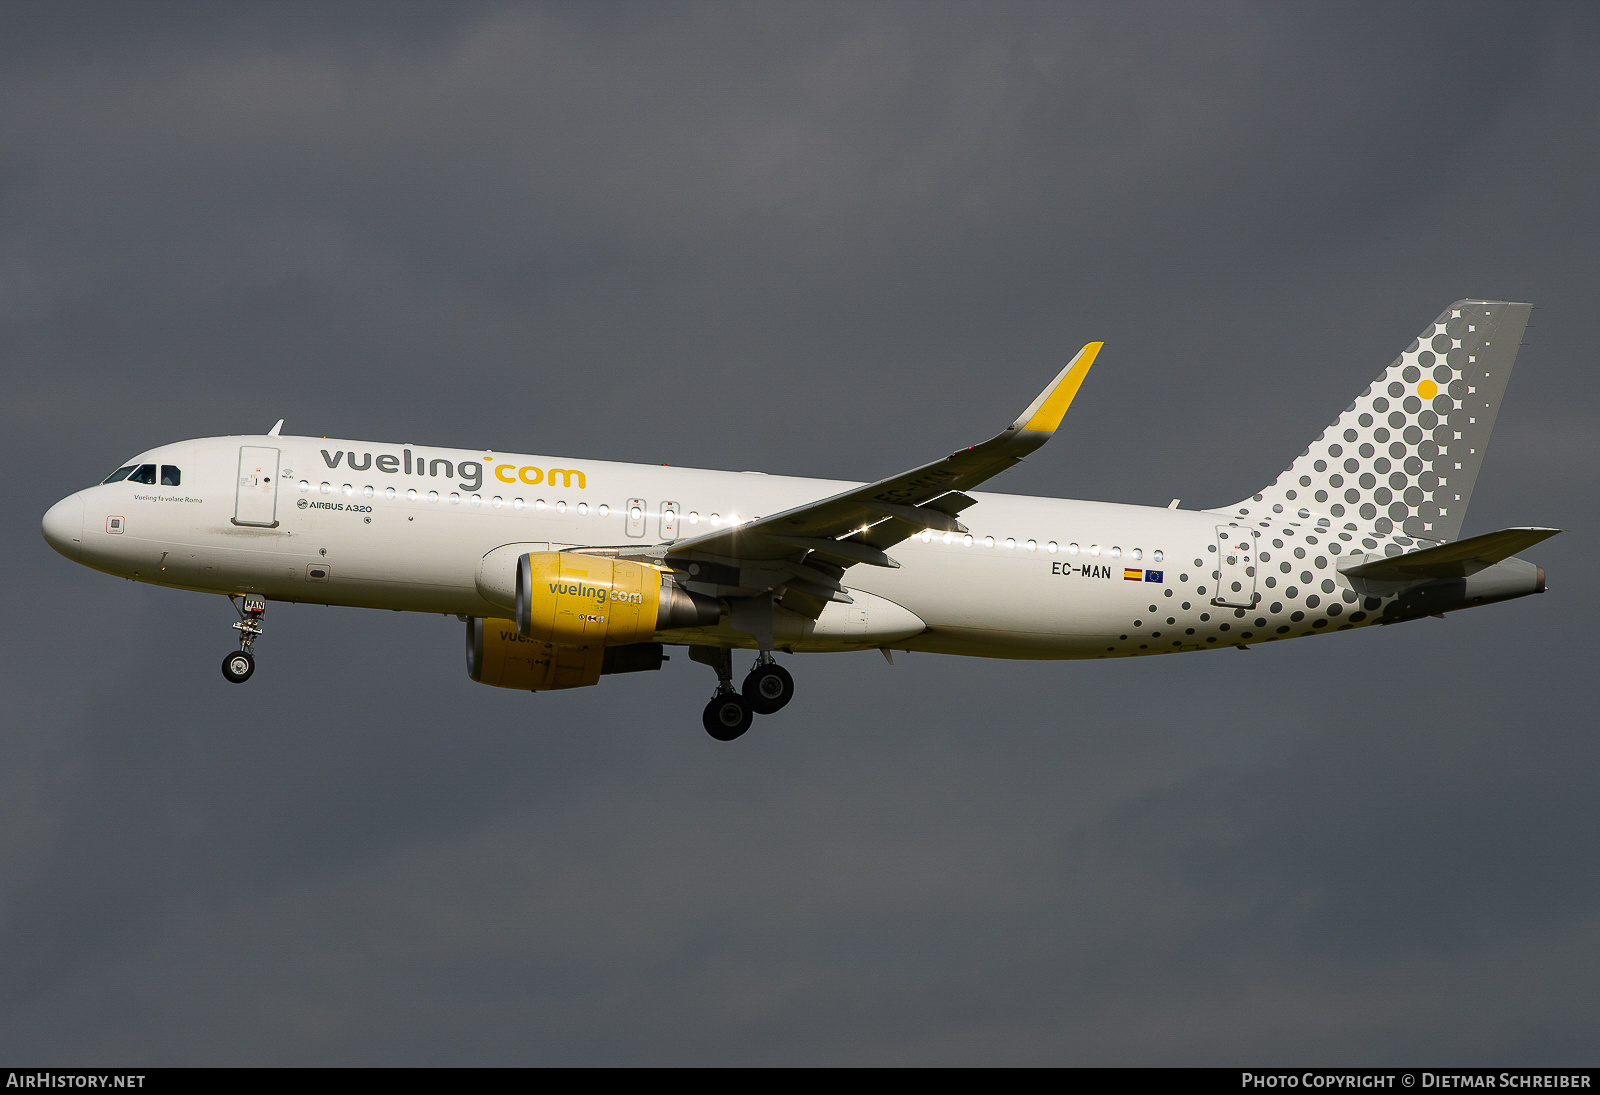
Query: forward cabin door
xmin=1213 ymin=525 xmax=1257 ymax=607
xmin=234 ymin=446 xmax=281 ymax=528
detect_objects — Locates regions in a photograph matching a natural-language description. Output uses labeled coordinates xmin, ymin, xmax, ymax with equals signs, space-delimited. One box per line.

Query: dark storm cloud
xmin=3 ymin=0 xmax=1599 ymax=1064
xmin=0 ymin=2 xmax=1556 ymax=291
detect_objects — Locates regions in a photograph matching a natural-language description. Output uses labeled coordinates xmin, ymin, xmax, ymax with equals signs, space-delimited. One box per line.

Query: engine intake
xmin=515 ymin=552 xmax=718 ymax=645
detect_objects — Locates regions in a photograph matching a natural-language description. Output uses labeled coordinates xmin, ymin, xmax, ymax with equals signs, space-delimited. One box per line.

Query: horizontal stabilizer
xmin=1341 ymin=527 xmax=1559 ymax=581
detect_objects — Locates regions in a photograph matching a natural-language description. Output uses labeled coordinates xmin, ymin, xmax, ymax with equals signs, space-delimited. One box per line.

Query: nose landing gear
xmin=222 ymin=594 xmax=266 ymax=684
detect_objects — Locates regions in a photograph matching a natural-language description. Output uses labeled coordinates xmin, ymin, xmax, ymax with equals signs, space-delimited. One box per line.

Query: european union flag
xmin=1143 ymin=570 xmax=1164 ymax=583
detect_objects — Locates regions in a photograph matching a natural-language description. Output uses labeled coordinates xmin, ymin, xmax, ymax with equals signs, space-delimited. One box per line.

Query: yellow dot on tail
xmin=1418 ymin=379 xmax=1438 ymax=399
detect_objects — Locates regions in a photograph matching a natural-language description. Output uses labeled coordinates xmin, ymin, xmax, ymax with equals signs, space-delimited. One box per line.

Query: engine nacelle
xmin=515 ymin=552 xmax=718 ymax=645
xmin=465 ymin=617 xmax=668 ymax=691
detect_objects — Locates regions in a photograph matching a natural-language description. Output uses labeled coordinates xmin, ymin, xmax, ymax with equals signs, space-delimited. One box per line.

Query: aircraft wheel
xmin=703 ymin=693 xmax=754 ymax=741
xmin=221 ymin=649 xmax=255 ymax=684
xmin=742 ymin=664 xmax=794 ymax=715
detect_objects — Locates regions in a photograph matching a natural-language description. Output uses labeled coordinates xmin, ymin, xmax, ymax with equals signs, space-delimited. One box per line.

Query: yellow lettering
xmin=519 ymin=466 xmax=543 ymax=485
xmin=549 ymin=468 xmax=586 ymax=490
xmin=495 ymin=464 xmax=518 ymax=483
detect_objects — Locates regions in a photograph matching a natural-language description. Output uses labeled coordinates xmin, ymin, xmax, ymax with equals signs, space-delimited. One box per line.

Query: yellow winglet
xmin=1013 ymin=342 xmax=1102 ymax=434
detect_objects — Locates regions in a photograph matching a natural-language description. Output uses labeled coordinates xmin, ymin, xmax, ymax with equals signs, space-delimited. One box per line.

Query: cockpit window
xmin=160 ymin=466 xmax=181 ymax=486
xmin=127 ymin=464 xmax=157 ymax=485
xmin=103 ymin=466 xmax=136 ymax=484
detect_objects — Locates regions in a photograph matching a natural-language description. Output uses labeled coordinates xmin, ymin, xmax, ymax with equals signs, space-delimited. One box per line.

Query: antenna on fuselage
xmin=267 ymin=419 xmax=284 ymax=437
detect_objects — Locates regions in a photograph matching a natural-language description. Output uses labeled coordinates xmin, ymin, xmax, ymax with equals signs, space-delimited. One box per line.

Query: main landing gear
xmin=703 ymin=691 xmax=754 ymax=741
xmin=222 ymin=594 xmax=266 ymax=684
xmin=743 ymin=656 xmax=794 ymax=715
xmin=692 ymin=648 xmax=796 ymax=741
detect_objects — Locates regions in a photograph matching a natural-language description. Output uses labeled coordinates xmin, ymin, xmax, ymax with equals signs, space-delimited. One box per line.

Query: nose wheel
xmin=223 ymin=594 xmax=267 ymax=684
xmin=222 ymin=649 xmax=255 ymax=683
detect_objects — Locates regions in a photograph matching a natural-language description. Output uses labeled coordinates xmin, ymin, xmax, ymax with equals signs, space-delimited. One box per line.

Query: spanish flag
xmin=1123 ymin=568 xmax=1142 ymax=581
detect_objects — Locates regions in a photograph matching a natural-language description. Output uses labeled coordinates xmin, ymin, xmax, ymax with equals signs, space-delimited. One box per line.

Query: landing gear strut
xmin=691 ymin=646 xmax=796 ymax=740
xmin=222 ymin=594 xmax=266 ymax=684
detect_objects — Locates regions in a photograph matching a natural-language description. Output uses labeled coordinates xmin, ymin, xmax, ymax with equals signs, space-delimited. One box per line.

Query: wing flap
xmin=860 ymin=501 xmax=968 ymax=533
xmin=771 ymin=535 xmax=900 ymax=569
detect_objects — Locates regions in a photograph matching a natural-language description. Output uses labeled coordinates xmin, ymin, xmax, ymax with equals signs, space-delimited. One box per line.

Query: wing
xmin=628 ymin=342 xmax=1101 ymax=607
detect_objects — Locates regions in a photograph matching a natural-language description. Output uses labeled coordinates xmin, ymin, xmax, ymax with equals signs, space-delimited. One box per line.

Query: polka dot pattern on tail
xmin=1221 ymin=301 xmax=1531 ymax=544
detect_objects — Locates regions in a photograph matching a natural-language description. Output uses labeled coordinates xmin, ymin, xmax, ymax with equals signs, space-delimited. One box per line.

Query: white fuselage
xmin=46 ymin=433 xmax=1400 ymax=659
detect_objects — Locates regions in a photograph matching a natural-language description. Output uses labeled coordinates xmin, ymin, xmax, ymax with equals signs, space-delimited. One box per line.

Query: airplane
xmin=41 ymin=299 xmax=1557 ymax=741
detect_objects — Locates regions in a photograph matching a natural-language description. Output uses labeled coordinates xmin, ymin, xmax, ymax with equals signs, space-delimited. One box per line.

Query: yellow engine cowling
xmin=465 ymin=617 xmax=669 ymax=691
xmin=515 ymin=552 xmax=718 ymax=646
xmin=465 ymin=552 xmax=718 ymax=692
xmin=466 ymin=618 xmax=605 ymax=690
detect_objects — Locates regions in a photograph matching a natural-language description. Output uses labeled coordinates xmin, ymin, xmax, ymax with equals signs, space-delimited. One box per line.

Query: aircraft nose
xmin=42 ymin=492 xmax=85 ymax=561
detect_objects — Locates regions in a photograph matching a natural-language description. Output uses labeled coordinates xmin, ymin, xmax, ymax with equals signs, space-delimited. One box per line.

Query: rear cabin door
xmin=234 ymin=446 xmax=281 ymax=527
xmin=1213 ymin=525 xmax=1257 ymax=607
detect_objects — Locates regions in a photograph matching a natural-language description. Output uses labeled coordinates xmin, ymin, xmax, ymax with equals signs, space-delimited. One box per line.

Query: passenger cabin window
xmin=160 ymin=466 xmax=181 ymax=486
xmin=103 ymin=466 xmax=136 ymax=483
xmin=127 ymin=464 xmax=157 ymax=485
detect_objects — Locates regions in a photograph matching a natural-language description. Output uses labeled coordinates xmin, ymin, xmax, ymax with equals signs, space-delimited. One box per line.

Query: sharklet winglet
xmin=1011 ymin=342 xmax=1102 ymax=435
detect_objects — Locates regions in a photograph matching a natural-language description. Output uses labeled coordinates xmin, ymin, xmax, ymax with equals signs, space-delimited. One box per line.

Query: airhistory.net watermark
xmin=6 ymin=1075 xmax=145 ymax=1089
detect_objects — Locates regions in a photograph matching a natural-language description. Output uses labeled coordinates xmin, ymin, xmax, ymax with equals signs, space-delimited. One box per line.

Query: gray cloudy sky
xmin=4 ymin=0 xmax=1599 ymax=1065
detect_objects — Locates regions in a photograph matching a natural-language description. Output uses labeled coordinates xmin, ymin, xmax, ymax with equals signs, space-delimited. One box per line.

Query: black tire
xmin=742 ymin=664 xmax=795 ymax=715
xmin=702 ymin=693 xmax=753 ymax=741
xmin=221 ymin=649 xmax=255 ymax=684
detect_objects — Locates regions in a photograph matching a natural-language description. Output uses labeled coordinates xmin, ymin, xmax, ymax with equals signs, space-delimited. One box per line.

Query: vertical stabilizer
xmin=1227 ymin=300 xmax=1531 ymax=543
